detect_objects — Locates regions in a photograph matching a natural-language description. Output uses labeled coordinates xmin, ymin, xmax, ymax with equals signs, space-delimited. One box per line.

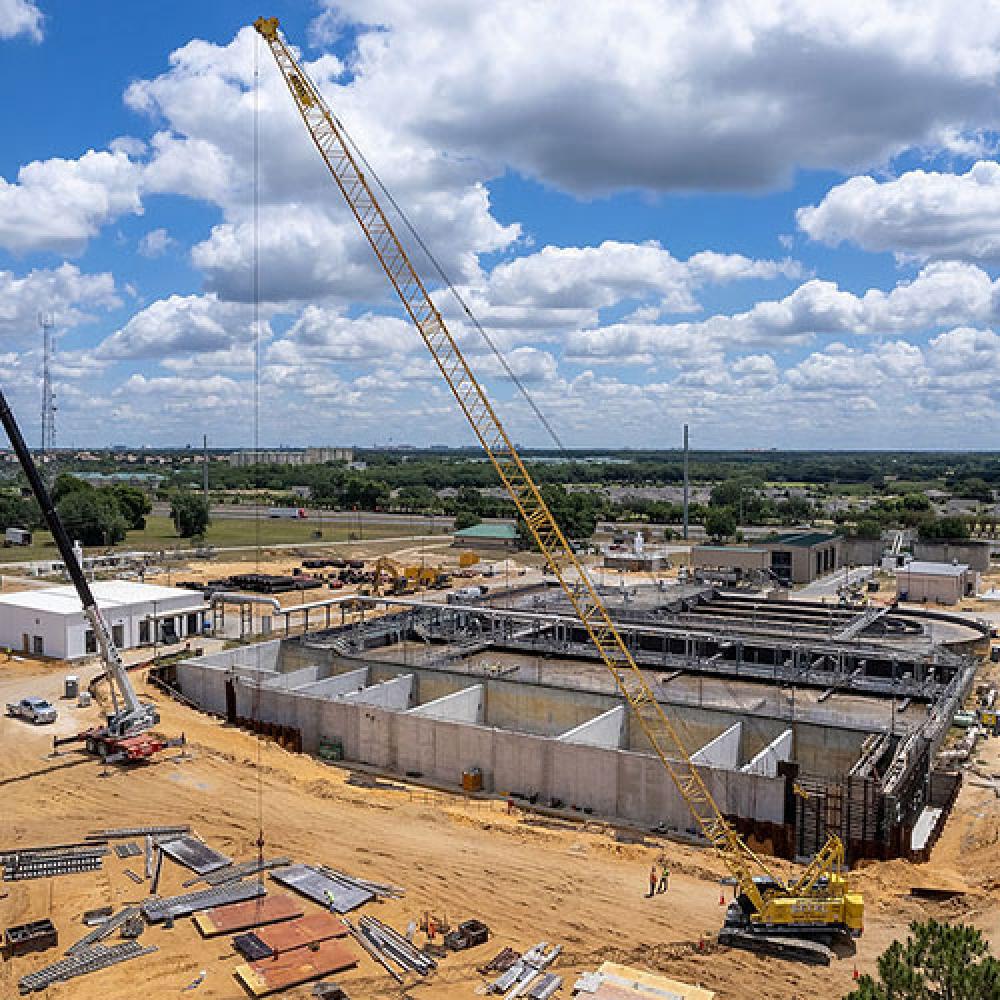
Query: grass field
xmin=0 ymin=515 xmax=443 ymax=564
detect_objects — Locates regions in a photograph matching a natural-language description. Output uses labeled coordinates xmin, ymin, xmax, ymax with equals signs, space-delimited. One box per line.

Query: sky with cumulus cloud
xmin=1 ymin=0 xmax=999 ymax=449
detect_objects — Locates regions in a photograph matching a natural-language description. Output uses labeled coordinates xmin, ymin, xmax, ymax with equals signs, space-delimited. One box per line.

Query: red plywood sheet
xmin=253 ymin=912 xmax=348 ymax=953
xmin=234 ymin=939 xmax=357 ymax=996
xmin=193 ymin=894 xmax=303 ymax=936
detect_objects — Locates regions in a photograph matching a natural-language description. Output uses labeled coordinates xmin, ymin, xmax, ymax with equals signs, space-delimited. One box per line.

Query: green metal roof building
xmin=452 ymin=522 xmax=520 ymax=549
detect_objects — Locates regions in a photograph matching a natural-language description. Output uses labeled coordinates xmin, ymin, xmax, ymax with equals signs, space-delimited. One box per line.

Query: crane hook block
xmin=254 ymin=17 xmax=280 ymax=39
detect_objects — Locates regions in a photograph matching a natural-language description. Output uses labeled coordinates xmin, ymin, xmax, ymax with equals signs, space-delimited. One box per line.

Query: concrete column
xmin=690 ymin=722 xmax=742 ymax=768
xmin=741 ymin=729 xmax=793 ymax=777
xmin=557 ymin=705 xmax=626 ymax=749
xmin=342 ymin=674 xmax=414 ymax=710
xmin=408 ymin=685 xmax=484 ymax=724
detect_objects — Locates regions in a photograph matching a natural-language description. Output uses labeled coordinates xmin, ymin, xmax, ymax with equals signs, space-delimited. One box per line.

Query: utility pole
xmin=202 ymin=434 xmax=209 ymax=509
xmin=682 ymin=423 xmax=689 ymax=540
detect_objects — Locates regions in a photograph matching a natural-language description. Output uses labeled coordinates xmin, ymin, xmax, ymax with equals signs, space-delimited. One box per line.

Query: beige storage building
xmin=896 ymin=561 xmax=977 ymax=605
xmin=691 ymin=545 xmax=769 ymax=580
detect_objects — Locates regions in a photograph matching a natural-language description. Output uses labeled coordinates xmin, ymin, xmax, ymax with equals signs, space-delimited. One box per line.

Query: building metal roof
xmin=767 ymin=531 xmax=840 ymax=548
xmin=454 ymin=523 xmax=519 ymax=539
xmin=0 ymin=580 xmax=205 ymax=617
xmin=901 ymin=561 xmax=969 ymax=577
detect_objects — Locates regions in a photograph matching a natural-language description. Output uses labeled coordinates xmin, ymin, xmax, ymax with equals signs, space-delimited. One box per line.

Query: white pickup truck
xmin=6 ymin=697 xmax=58 ymax=724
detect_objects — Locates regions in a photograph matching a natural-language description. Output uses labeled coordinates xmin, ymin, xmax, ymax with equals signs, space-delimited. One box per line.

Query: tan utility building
xmin=760 ymin=531 xmax=843 ymax=585
xmin=691 ymin=545 xmax=769 ymax=580
xmin=896 ymin=561 xmax=978 ymax=605
xmin=692 ymin=531 xmax=843 ymax=585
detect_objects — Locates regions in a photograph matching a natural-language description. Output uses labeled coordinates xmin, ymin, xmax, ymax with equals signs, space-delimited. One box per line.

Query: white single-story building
xmin=896 ymin=561 xmax=978 ymax=605
xmin=0 ymin=580 xmax=208 ymax=660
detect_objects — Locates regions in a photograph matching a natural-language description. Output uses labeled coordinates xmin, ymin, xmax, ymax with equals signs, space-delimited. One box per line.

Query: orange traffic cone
xmin=853 ymin=966 xmax=859 ymax=980
xmin=719 ymin=893 xmax=725 ymax=906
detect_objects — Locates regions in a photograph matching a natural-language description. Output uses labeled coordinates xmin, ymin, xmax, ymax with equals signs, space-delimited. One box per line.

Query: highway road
xmin=151 ymin=503 xmax=463 ymax=530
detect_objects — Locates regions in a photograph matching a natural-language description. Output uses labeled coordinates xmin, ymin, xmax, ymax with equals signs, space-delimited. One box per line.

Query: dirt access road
xmin=0 ymin=658 xmax=998 ymax=1000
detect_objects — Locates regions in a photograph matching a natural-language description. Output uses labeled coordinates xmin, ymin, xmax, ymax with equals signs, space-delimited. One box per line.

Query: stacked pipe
xmin=357 ymin=916 xmax=436 ymax=976
xmin=318 ymin=866 xmax=404 ymax=900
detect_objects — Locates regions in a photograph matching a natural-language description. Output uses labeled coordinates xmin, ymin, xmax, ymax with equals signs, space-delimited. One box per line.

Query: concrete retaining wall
xmin=175 ymin=652 xmax=788 ymax=832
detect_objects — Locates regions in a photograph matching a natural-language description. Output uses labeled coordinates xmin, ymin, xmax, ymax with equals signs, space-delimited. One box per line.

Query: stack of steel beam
xmin=142 ymin=880 xmax=265 ymax=922
xmin=86 ymin=825 xmax=190 ymax=840
xmin=197 ymin=856 xmax=292 ymax=887
xmin=65 ymin=907 xmax=141 ymax=956
xmin=357 ymin=915 xmax=436 ymax=976
xmin=317 ymin=866 xmax=405 ymax=899
xmin=17 ymin=941 xmax=157 ymax=994
xmin=3 ymin=853 xmax=104 ymax=881
xmin=487 ymin=943 xmax=562 ymax=997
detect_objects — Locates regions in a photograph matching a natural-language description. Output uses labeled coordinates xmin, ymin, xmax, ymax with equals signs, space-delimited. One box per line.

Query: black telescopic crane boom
xmin=0 ymin=389 xmax=154 ymax=737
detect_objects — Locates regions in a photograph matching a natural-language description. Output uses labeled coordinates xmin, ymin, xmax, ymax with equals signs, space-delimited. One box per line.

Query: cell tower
xmin=39 ymin=312 xmax=56 ymax=455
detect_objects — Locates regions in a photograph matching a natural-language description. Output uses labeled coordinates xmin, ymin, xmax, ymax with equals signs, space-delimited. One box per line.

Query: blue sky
xmin=1 ymin=0 xmax=999 ymax=450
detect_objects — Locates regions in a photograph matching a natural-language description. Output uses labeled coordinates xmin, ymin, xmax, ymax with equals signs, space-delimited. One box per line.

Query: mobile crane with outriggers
xmin=0 ymin=390 xmax=182 ymax=763
xmin=253 ymin=16 xmax=863 ymax=963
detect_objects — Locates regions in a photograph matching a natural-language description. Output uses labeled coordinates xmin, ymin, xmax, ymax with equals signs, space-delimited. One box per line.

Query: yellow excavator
xmin=254 ymin=17 xmax=863 ymax=963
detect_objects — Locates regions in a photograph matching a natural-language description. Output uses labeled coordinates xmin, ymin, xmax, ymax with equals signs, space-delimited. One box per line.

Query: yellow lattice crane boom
xmin=253 ymin=16 xmax=863 ymax=951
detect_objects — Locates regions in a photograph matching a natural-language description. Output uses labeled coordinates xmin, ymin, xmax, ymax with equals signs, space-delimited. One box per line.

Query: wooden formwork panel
xmin=234 ymin=939 xmax=358 ymax=996
xmin=193 ymin=894 xmax=303 ymax=936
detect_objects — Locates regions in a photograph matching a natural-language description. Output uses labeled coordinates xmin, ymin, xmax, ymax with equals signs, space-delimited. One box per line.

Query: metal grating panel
xmin=269 ymin=865 xmax=372 ymax=913
xmin=158 ymin=836 xmax=231 ymax=875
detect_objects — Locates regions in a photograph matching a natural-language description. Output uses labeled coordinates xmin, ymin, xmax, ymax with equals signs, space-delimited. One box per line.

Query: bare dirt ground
xmin=1 ymin=654 xmax=999 ymax=1000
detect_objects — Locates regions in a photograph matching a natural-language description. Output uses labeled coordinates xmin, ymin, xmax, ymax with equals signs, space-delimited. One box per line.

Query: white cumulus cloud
xmin=798 ymin=161 xmax=1000 ymax=262
xmin=0 ymin=0 xmax=42 ymax=42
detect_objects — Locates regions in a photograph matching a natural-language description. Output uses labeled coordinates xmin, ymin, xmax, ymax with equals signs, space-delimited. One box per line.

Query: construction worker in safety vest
xmin=657 ymin=865 xmax=669 ymax=893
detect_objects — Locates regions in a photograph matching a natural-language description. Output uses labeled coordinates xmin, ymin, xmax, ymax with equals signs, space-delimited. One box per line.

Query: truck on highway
xmin=269 ymin=507 xmax=307 ymax=519
xmin=6 ymin=697 xmax=57 ymax=724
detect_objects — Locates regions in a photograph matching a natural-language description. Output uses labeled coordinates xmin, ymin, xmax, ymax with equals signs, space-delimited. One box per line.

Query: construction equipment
xmin=370 ymin=556 xmax=409 ymax=596
xmin=0 ymin=390 xmax=182 ymax=764
xmin=254 ymin=17 xmax=864 ymax=957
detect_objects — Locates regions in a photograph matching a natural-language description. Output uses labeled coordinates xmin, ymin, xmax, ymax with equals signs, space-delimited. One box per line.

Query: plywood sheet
xmin=193 ymin=894 xmax=303 ymax=936
xmin=252 ymin=912 xmax=348 ymax=953
xmin=234 ymin=939 xmax=357 ymax=996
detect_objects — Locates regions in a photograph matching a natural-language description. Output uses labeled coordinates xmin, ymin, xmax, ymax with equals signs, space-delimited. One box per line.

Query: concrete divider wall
xmin=409 ymin=686 xmax=484 ymax=724
xmin=742 ymin=729 xmax=794 ymax=777
xmin=691 ymin=722 xmax=742 ymax=767
xmin=261 ymin=665 xmax=325 ymax=689
xmin=198 ymin=640 xmax=283 ymax=672
xmin=558 ymin=705 xmax=625 ymax=748
xmin=345 ymin=675 xmax=414 ymax=710
xmin=296 ymin=668 xmax=370 ymax=698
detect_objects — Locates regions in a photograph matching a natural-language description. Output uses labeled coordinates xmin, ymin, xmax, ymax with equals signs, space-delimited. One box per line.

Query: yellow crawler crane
xmin=254 ymin=17 xmax=863 ymax=962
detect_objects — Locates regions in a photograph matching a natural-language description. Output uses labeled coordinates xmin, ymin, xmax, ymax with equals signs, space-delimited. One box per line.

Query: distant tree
xmin=107 ymin=484 xmax=151 ymax=530
xmin=902 ymin=492 xmax=931 ymax=511
xmin=0 ymin=494 xmax=39 ymax=532
xmin=57 ymin=490 xmax=126 ymax=546
xmin=705 ymin=506 xmax=737 ymax=541
xmin=170 ymin=493 xmax=210 ymax=539
xmin=775 ymin=496 xmax=814 ymax=524
xmin=844 ymin=919 xmax=1000 ymax=1000
xmin=921 ymin=516 xmax=970 ymax=541
xmin=854 ymin=519 xmax=883 ymax=540
xmin=51 ymin=473 xmax=92 ymax=504
xmin=453 ymin=509 xmax=482 ymax=531
xmin=952 ymin=477 xmax=993 ymax=502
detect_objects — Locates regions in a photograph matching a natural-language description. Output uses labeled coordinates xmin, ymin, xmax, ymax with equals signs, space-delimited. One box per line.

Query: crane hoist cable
xmin=252 ymin=16 xmax=862 ymax=943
